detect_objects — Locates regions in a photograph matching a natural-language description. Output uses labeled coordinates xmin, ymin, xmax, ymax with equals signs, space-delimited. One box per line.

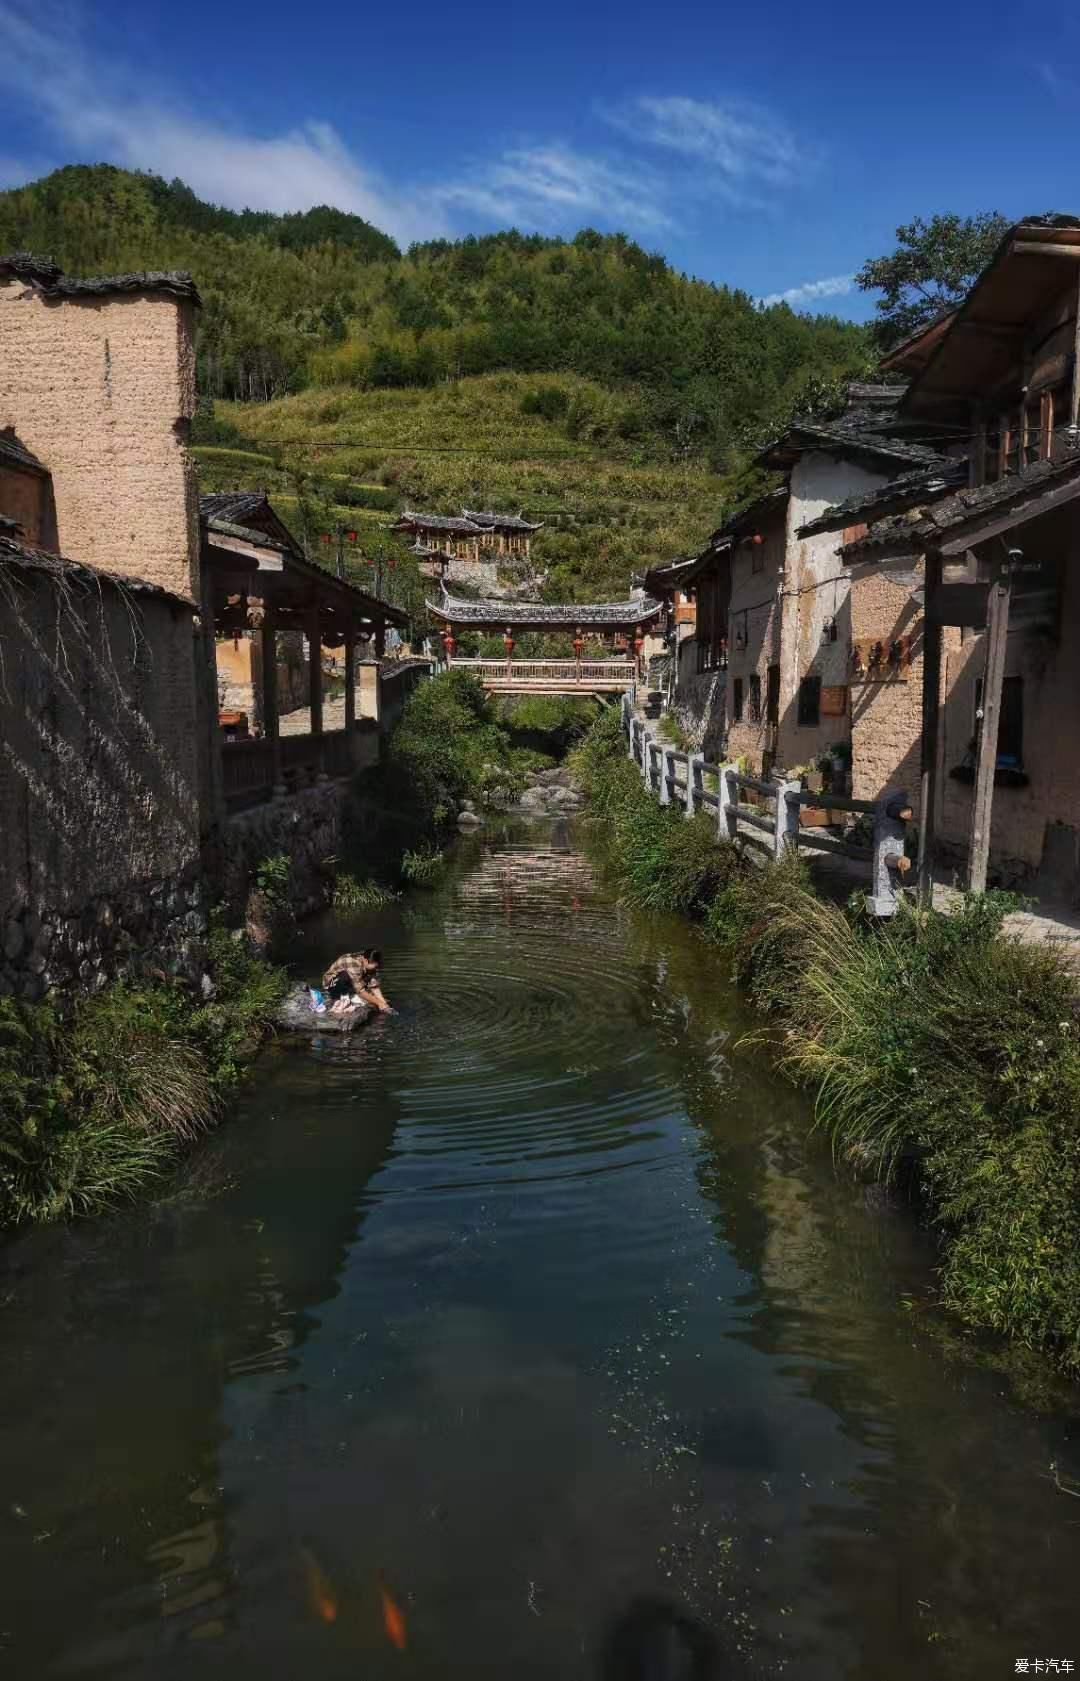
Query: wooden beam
xmin=1009 ymin=239 xmax=1080 ymax=260
xmin=917 ymin=550 xmax=943 ymax=905
xmin=967 ymin=558 xmax=1012 ymax=893
xmin=259 ymin=606 xmax=284 ymax=797
xmin=343 ymin=618 xmax=356 ymax=734
xmin=308 ymin=603 xmax=324 ymax=776
xmin=1070 ymin=267 xmax=1080 ymax=432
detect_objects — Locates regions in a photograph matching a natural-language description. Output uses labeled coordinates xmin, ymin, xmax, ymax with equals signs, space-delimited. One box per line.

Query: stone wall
xmin=214 ymin=782 xmax=346 ymax=922
xmin=0 ymin=563 xmax=204 ymax=1000
xmin=0 ymin=279 xmax=200 ymax=599
xmin=672 ymin=639 xmax=726 ymax=757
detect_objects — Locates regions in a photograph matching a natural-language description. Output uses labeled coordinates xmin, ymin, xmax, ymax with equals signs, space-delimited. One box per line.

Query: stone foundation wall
xmin=215 ymin=782 xmax=347 ymax=922
xmin=1 ymin=871 xmax=208 ymax=1002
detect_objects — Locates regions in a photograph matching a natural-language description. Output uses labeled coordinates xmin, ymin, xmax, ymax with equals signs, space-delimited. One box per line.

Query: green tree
xmin=855 ymin=211 xmax=1009 ymax=350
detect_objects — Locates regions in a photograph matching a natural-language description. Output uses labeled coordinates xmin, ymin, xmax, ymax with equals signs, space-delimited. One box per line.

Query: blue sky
xmin=0 ymin=0 xmax=1075 ymax=319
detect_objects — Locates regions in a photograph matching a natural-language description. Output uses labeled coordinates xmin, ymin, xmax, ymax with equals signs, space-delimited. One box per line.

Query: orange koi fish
xmin=379 ymin=1573 xmax=407 ymax=1651
xmin=301 ymin=1546 xmax=338 ymax=1624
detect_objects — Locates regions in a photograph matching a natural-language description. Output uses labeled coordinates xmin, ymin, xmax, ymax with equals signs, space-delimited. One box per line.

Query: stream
xmin=2 ymin=819 xmax=1079 ymax=1678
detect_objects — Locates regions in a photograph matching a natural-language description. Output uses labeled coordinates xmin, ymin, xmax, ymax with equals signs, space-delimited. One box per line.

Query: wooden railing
xmin=221 ymin=721 xmax=379 ymax=813
xmin=449 ymin=657 xmax=637 ymax=692
xmin=621 ymin=694 xmax=911 ymax=917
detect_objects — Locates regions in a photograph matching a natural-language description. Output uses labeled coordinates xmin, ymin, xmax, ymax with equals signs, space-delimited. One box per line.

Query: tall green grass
xmin=573 ymin=708 xmax=1080 ymax=1374
xmin=0 ymin=920 xmax=287 ymax=1231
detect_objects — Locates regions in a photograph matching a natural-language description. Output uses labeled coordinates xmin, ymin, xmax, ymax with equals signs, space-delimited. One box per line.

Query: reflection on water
xmin=1 ymin=819 xmax=1079 ymax=1678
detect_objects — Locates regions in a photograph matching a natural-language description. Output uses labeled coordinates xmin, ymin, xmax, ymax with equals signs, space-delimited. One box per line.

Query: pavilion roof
xmin=393 ymin=510 xmax=482 ymax=535
xmin=427 ymin=591 xmax=662 ymax=629
xmin=463 ymin=508 xmax=544 ymax=532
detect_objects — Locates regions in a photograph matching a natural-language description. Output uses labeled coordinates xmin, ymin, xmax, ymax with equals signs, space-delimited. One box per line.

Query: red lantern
xmin=347 ymin=529 xmax=357 ymax=543
xmin=320 ymin=532 xmax=330 ymax=546
xmin=388 ymin=556 xmax=397 ymax=569
xmin=750 ymin=532 xmax=763 ymax=547
xmin=503 ymin=632 xmax=515 ymax=658
xmin=572 ymin=634 xmax=585 ymax=660
xmin=366 ymin=554 xmax=375 ymax=566
xmin=633 ymin=629 xmax=646 ymax=657
xmin=442 ymin=629 xmax=456 ymax=660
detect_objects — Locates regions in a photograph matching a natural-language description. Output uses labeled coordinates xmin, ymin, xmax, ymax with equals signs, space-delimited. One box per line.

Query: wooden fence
xmin=620 ymin=695 xmax=911 ymax=917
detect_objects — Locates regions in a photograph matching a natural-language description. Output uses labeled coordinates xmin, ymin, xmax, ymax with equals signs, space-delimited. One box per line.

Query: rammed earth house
xmin=816 ymin=216 xmax=1080 ymax=898
xmin=0 ymin=252 xmax=414 ymax=998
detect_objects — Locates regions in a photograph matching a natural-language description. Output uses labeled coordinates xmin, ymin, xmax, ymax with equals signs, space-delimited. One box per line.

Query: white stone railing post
xmin=659 ymin=746 xmax=673 ymax=806
xmin=773 ymin=778 xmax=802 ymax=861
xmin=686 ymin=752 xmax=703 ymax=820
xmin=717 ymin=763 xmax=738 ymax=843
xmin=868 ymin=788 xmax=911 ymax=917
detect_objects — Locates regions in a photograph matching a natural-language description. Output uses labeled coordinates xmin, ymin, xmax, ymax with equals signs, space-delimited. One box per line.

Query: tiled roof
xmin=0 ymin=427 xmax=47 ymax=474
xmin=916 ymin=453 xmax=1080 ymax=536
xmin=199 ymin=491 xmax=268 ymax=522
xmin=205 ymin=514 xmax=290 ymax=551
xmin=709 ymin=486 xmax=789 ymax=545
xmin=395 ymin=510 xmax=482 ymax=535
xmin=798 ymin=462 xmax=967 ymax=538
xmin=0 ymin=533 xmax=195 ymax=606
xmin=839 ymin=513 xmax=926 ymax=562
xmin=462 ymin=508 xmax=543 ymax=532
xmin=427 ymin=592 xmax=662 ymax=626
xmin=840 ymin=455 xmax=1080 ymax=561
xmin=643 ymin=555 xmax=699 ymax=593
xmin=1 ymin=252 xmax=200 ymax=304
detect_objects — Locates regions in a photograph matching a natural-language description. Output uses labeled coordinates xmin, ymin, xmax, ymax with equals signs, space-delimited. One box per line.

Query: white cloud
xmin=0 ymin=2 xmax=448 ymax=245
xmin=759 ymin=272 xmax=855 ymax=309
xmin=436 ymin=143 xmax=673 ymax=233
xmin=606 ymin=94 xmax=817 ymax=204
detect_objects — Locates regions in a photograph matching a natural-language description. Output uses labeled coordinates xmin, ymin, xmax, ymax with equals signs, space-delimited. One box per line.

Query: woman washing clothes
xmin=321 ymin=949 xmax=394 ymax=1016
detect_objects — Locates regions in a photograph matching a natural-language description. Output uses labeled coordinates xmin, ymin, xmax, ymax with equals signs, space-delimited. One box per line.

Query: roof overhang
xmin=902 ymin=217 xmax=1080 ymax=423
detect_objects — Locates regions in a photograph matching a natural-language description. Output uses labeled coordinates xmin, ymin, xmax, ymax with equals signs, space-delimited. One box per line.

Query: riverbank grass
xmin=572 ymin=706 xmax=1080 ymax=1375
xmin=0 ymin=922 xmax=287 ymax=1230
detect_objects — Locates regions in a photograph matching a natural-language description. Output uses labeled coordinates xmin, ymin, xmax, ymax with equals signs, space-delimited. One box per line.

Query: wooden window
xmin=748 ymin=673 xmax=762 ymax=722
xmin=975 ymin=674 xmax=1024 ymax=768
xmin=766 ymin=663 xmax=780 ymax=727
xmin=797 ymin=674 xmax=821 ymax=728
xmin=732 ymin=677 xmax=744 ymax=723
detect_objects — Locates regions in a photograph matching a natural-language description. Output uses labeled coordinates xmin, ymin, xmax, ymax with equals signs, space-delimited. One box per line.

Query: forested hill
xmin=1 ymin=164 xmax=875 ymax=598
xmin=0 ymin=165 xmax=870 ymax=464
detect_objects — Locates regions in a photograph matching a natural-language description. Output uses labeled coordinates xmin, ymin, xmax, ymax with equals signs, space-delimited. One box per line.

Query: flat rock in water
xmin=277 ymin=986 xmax=370 ymax=1034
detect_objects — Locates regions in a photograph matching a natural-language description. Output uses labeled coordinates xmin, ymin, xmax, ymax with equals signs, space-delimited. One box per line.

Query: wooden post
xmin=308 ymin=601 xmax=324 ymax=780
xmin=375 ymin=616 xmax=386 ymax=660
xmin=259 ymin=605 xmax=284 ymax=798
xmin=968 ymin=554 xmax=1013 ymax=893
xmin=343 ymin=618 xmax=356 ymax=733
xmin=917 ymin=550 xmax=943 ymax=906
xmin=773 ymin=777 xmax=801 ymax=860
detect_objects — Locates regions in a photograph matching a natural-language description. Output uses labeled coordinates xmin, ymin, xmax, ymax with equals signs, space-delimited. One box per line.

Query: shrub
xmin=401 ymin=845 xmax=446 ymax=887
xmin=333 ymin=874 xmax=400 ymax=910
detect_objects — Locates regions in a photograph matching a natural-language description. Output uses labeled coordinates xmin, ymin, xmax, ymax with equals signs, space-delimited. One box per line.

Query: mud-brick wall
xmin=0 ymin=567 xmax=205 ymax=1000
xmin=848 ymin=560 xmax=926 ymax=807
xmin=0 ymin=279 xmax=199 ymax=600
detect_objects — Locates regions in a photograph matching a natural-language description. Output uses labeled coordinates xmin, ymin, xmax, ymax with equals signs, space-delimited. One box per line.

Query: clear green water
xmin=2 ymin=821 xmax=1079 ymax=1679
